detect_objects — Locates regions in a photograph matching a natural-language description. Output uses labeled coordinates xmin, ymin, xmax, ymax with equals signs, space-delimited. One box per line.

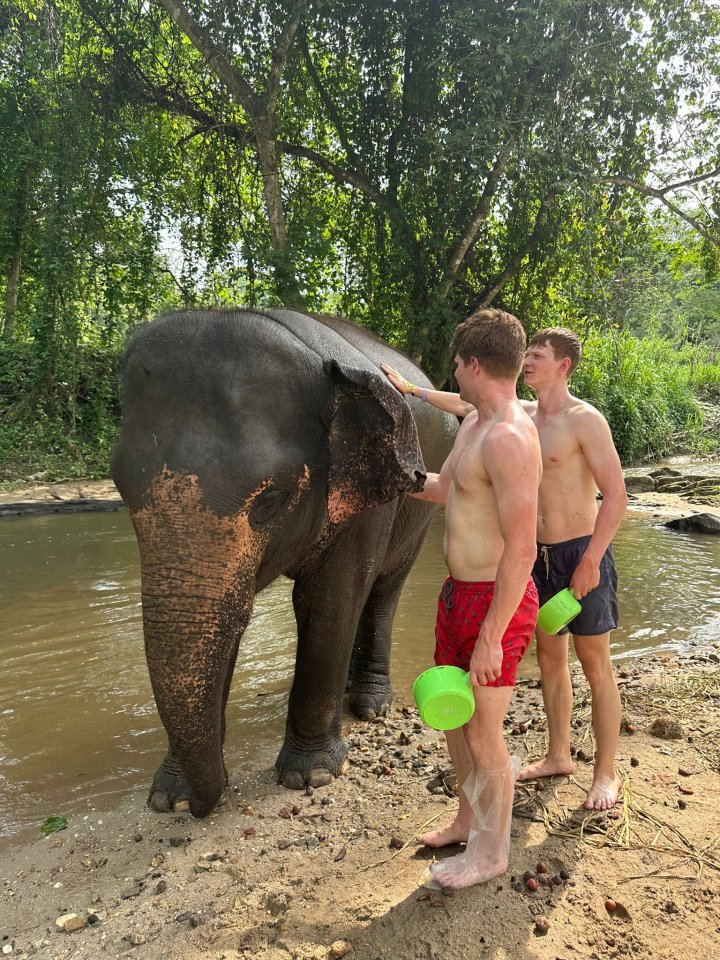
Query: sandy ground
xmin=1 ymin=478 xmax=719 ymax=960
xmin=1 ymin=655 xmax=719 ymax=960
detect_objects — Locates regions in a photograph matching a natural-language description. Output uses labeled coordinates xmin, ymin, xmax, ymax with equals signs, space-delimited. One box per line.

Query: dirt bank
xmin=1 ymin=475 xmax=718 ymax=523
xmin=1 ymin=647 xmax=719 ymax=960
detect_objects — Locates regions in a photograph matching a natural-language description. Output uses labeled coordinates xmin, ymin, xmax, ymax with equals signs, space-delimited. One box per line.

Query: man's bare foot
xmin=584 ymin=773 xmax=623 ymax=810
xmin=429 ymin=853 xmax=508 ymax=890
xmin=518 ymin=756 xmax=574 ymax=782
xmin=416 ymin=821 xmax=469 ymax=848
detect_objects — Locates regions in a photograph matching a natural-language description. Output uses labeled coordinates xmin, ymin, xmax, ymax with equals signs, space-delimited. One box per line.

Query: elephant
xmin=111 ymin=307 xmax=457 ymax=818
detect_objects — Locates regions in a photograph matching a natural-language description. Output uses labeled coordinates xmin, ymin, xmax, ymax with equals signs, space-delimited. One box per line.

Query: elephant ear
xmin=324 ymin=359 xmax=427 ymax=524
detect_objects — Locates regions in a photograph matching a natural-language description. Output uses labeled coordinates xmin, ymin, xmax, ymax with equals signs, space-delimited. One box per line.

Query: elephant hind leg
xmin=276 ymin=743 xmax=350 ymax=791
xmin=348 ymin=568 xmax=407 ymax=720
xmin=349 ymin=509 xmax=434 ymax=719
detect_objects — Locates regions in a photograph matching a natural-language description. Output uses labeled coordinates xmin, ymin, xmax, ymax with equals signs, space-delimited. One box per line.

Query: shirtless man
xmin=397 ymin=309 xmax=541 ymax=889
xmin=383 ymin=326 xmax=628 ymax=811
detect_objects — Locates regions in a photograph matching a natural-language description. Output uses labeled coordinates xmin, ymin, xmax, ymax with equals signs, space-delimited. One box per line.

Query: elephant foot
xmin=148 ymin=752 xmax=228 ymax=816
xmin=275 ymin=739 xmax=349 ymax=790
xmin=349 ymin=672 xmax=394 ymax=720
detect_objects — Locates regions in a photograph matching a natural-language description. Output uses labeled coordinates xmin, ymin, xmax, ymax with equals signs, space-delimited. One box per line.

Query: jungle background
xmin=2 ymin=0 xmax=720 ymax=486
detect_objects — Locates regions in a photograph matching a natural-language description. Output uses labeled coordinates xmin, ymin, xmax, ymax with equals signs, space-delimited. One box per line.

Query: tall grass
xmin=570 ymin=329 xmax=717 ymax=463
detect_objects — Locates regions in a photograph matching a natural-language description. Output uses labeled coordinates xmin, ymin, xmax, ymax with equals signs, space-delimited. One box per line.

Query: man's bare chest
xmin=534 ymin=420 xmax=579 ymax=472
xmin=448 ymin=429 xmax=489 ymax=491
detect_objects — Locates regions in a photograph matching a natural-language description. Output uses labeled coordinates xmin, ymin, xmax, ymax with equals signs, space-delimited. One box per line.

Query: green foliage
xmin=571 ymin=330 xmax=711 ymax=463
xmin=1 ymin=0 xmax=719 ymax=482
xmin=40 ymin=816 xmax=68 ymax=837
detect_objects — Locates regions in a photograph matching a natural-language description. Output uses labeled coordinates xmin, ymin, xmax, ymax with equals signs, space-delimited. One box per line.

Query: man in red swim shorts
xmin=394 ymin=309 xmax=541 ymax=890
xmin=435 ymin=578 xmax=538 ymax=686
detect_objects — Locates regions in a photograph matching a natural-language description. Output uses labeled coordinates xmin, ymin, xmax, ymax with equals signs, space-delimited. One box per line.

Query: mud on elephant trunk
xmin=131 ymin=468 xmax=261 ymax=816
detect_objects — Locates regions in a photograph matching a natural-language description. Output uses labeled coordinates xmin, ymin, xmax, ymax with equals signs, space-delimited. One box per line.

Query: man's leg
xmin=573 ymin=632 xmax=622 ymax=810
xmin=430 ymin=685 xmax=517 ymax=889
xmin=417 ymin=727 xmax=474 ymax=847
xmin=518 ymin=627 xmax=574 ymax=780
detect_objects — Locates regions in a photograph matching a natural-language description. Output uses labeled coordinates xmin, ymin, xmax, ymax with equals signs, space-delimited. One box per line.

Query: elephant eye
xmin=249 ymin=489 xmax=289 ymax=526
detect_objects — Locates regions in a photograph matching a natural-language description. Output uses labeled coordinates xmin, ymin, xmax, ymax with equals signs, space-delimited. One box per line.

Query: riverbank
xmin=0 ymin=469 xmax=718 ymax=522
xmin=1 ymin=646 xmax=719 ymax=960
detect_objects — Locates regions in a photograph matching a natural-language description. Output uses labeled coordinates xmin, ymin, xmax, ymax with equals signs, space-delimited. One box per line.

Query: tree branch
xmin=266 ymin=0 xmax=306 ymax=113
xmin=477 ymin=191 xmax=558 ymax=309
xmin=154 ymin=0 xmax=262 ymax=118
xmin=278 ymin=140 xmax=384 ymax=204
xmin=597 ymin=174 xmax=720 ymax=250
xmin=437 ymin=70 xmax=542 ymax=300
xmin=298 ymin=30 xmax=359 ymax=168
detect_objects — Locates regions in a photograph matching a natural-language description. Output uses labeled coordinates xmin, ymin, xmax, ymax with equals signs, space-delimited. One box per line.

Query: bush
xmin=571 ymin=330 xmax=706 ymax=463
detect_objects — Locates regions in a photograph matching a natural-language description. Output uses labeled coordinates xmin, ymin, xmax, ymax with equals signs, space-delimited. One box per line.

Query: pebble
xmin=329 ymin=941 xmax=353 ymax=959
xmin=534 ymin=916 xmax=549 ymax=934
xmin=2 ymin=946 xmax=13 ymax=955
xmin=630 ymin=756 xmax=640 ymax=767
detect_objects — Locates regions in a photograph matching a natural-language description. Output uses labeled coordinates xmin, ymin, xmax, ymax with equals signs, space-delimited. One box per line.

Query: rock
xmin=266 ymin=892 xmax=292 ymax=916
xmin=649 ymin=717 xmax=684 ymax=740
xmin=121 ymin=883 xmax=144 ymax=898
xmin=624 ymin=475 xmax=656 ymax=493
xmin=665 ymin=513 xmax=720 ymax=535
xmin=56 ymin=913 xmax=87 ymax=933
xmin=630 ymin=757 xmax=640 ymax=768
xmin=534 ymin=916 xmax=550 ymax=935
xmin=328 ymin=940 xmax=353 ymax=958
xmin=648 ymin=467 xmax=682 ymax=479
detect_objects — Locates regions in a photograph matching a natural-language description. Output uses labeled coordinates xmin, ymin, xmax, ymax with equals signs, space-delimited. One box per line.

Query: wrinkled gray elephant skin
xmin=111 ymin=308 xmax=457 ymax=817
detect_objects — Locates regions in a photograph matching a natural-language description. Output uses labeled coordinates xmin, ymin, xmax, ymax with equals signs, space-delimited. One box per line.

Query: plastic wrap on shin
xmin=429 ymin=757 xmax=520 ymax=889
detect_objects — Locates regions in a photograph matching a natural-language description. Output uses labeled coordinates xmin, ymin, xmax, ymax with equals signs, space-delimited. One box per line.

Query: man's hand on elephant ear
xmin=380 ymin=363 xmax=411 ymax=396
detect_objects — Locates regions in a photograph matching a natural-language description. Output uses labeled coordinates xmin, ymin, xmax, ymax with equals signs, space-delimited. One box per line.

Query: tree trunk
xmin=3 ymin=248 xmax=21 ymax=339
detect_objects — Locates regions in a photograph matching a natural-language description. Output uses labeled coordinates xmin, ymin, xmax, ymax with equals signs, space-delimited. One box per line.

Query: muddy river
xmin=1 ymin=506 xmax=719 ymax=847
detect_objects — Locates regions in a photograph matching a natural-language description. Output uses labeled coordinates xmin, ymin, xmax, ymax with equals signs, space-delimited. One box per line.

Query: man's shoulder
xmin=484 ymin=415 xmax=539 ymax=458
xmin=567 ymin=396 xmax=609 ymax=426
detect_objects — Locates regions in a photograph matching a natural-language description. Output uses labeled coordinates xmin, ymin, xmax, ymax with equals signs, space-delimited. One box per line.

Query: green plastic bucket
xmin=412 ymin=665 xmax=475 ymax=731
xmin=537 ymin=588 xmax=582 ymax=635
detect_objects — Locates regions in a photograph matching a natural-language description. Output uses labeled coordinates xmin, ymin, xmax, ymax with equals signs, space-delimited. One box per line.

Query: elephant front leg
xmin=148 ymin=749 xmax=192 ymax=812
xmin=277 ymin=515 xmax=393 ymax=789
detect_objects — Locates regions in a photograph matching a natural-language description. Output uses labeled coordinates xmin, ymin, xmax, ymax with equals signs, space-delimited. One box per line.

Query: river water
xmin=2 ymin=506 xmax=720 ymax=848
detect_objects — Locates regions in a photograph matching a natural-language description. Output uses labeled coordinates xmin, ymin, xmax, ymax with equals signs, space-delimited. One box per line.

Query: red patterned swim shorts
xmin=434 ymin=577 xmax=538 ymax=687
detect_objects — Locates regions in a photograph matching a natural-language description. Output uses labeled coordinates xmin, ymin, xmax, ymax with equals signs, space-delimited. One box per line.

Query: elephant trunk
xmin=140 ymin=564 xmax=253 ymax=818
xmin=129 ymin=468 xmax=267 ymax=818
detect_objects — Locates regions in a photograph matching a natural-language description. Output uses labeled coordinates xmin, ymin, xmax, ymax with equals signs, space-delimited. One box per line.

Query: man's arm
xmin=469 ymin=425 xmax=540 ymax=686
xmin=380 ymin=362 xmax=472 ymax=418
xmin=571 ymin=407 xmax=628 ymax=599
